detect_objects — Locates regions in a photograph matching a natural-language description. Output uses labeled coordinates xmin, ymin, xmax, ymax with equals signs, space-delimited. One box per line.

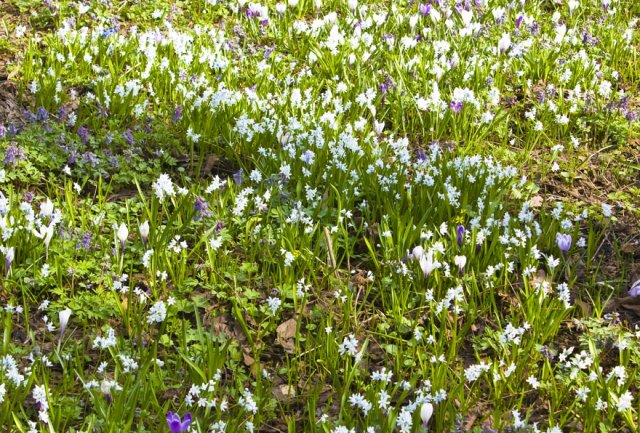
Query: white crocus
xmin=554 ymin=24 xmax=567 ymax=44
xmin=420 ymin=402 xmax=434 ymax=427
xmin=459 ymin=9 xmax=473 ymax=28
xmin=454 ymin=255 xmax=467 ymax=274
xmin=419 ymin=250 xmax=441 ymax=277
xmin=40 ymin=199 xmax=54 ymax=218
xmin=58 ymin=308 xmax=72 ymax=351
xmin=139 ymin=221 xmax=149 ymax=246
xmin=33 ymin=224 xmax=54 ymax=255
xmin=412 ymin=245 xmax=425 ymax=260
xmin=498 ymin=33 xmax=511 ymax=53
xmin=117 ymin=223 xmax=129 ymax=248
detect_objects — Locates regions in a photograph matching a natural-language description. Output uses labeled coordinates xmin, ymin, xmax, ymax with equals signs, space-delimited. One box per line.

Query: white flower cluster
xmin=147 ymin=301 xmax=167 ymax=324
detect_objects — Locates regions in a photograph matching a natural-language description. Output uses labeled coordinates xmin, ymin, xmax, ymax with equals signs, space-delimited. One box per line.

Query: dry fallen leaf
xmin=242 ymin=350 xmax=255 ymax=367
xmin=273 ymin=384 xmax=297 ymax=402
xmin=529 ymin=195 xmax=544 ymax=208
xmin=276 ymin=318 xmax=298 ymax=354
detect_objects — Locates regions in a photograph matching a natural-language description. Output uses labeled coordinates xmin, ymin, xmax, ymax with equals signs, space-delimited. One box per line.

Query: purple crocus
xmin=246 ymin=4 xmax=261 ymax=18
xmin=233 ymin=170 xmax=243 ymax=185
xmin=172 ymin=106 xmax=183 ymax=123
xmin=556 ymin=233 xmax=572 ymax=256
xmin=419 ymin=3 xmax=431 ymax=16
xmin=456 ymin=225 xmax=465 ymax=247
xmin=450 ymin=101 xmax=463 ymax=113
xmin=166 ymin=411 xmax=192 ymax=433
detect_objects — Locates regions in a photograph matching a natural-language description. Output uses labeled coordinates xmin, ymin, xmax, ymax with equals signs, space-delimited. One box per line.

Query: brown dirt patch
xmin=0 ymin=79 xmax=26 ymax=127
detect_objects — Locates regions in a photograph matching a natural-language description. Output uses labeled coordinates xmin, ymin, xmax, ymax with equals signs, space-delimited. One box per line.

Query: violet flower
xmin=456 ymin=225 xmax=465 ymax=247
xmin=4 ymin=144 xmax=26 ymax=166
xmin=166 ymin=411 xmax=192 ymax=433
xmin=556 ymin=233 xmax=572 ymax=256
xmin=173 ymin=106 xmax=183 ymax=123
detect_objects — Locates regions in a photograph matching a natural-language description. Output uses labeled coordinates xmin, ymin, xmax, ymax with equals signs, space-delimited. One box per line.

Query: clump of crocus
xmin=556 ymin=233 xmax=572 ymax=256
xmin=166 ymin=411 xmax=192 ymax=433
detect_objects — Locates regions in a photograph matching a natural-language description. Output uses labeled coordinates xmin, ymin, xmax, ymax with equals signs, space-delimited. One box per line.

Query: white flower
xmin=118 ymin=354 xmax=139 ymax=373
xmin=615 ymin=391 xmax=633 ymax=412
xmin=396 ymin=407 xmax=413 ymax=433
xmin=15 ymin=24 xmax=27 ymax=38
xmin=412 ymin=245 xmax=425 ymax=260
xmin=33 ymin=385 xmax=50 ymax=423
xmin=40 ymin=199 xmax=54 ymax=217
xmin=142 ymin=249 xmax=153 ymax=268
xmin=152 ymin=174 xmax=175 ymax=202
xmin=139 ymin=221 xmax=149 ymax=243
xmin=266 ymin=297 xmax=281 ymax=315
xmin=420 ymin=402 xmax=434 ymax=426
xmin=147 ymin=301 xmax=167 ymax=324
xmin=93 ymin=328 xmax=117 ymax=349
xmin=419 ymin=250 xmax=441 ymax=277
xmin=338 ymin=334 xmax=359 ymax=357
xmin=210 ymin=236 xmax=223 ymax=251
xmin=33 ymin=224 xmax=54 ymax=250
xmin=568 ymin=0 xmax=579 ymax=14
xmin=498 ymin=32 xmax=511 ymax=53
xmin=59 ymin=308 xmax=72 ymax=338
xmin=348 ymin=393 xmax=372 ymax=416
xmin=526 ymin=375 xmax=540 ymax=389
xmin=117 ymin=223 xmax=128 ymax=246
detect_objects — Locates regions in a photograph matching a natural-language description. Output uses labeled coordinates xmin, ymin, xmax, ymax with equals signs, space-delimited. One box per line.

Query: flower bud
xmin=117 ymin=223 xmax=128 ymax=249
xmin=420 ymin=402 xmax=433 ymax=427
xmin=139 ymin=221 xmax=150 ymax=245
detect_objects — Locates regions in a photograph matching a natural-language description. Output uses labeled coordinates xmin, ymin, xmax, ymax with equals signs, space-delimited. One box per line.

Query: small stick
xmin=323 ymin=226 xmax=338 ymax=277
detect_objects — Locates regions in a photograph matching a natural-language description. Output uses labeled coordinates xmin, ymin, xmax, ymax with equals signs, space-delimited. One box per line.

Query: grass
xmin=0 ymin=0 xmax=639 ymax=432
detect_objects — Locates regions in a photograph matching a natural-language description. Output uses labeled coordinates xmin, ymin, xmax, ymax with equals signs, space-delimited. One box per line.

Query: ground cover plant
xmin=0 ymin=0 xmax=640 ymax=431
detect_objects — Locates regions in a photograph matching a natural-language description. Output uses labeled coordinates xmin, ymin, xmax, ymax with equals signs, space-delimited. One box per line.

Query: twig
xmin=323 ymin=226 xmax=338 ymax=277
